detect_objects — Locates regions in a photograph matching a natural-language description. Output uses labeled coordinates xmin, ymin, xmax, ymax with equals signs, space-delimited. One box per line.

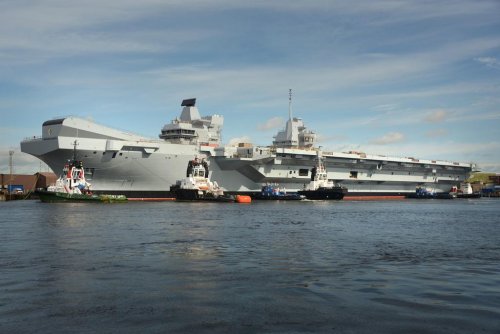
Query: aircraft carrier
xmin=21 ymin=97 xmax=474 ymax=199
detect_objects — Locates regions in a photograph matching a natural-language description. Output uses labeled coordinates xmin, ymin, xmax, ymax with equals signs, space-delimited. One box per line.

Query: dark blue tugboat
xmin=253 ymin=184 xmax=305 ymax=200
xmin=406 ymin=187 xmax=455 ymax=199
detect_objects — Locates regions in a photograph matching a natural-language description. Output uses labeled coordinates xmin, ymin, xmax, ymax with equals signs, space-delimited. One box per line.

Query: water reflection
xmin=1 ymin=199 xmax=499 ymax=333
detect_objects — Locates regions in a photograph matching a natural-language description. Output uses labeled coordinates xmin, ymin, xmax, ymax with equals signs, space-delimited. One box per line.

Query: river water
xmin=1 ymin=199 xmax=499 ymax=333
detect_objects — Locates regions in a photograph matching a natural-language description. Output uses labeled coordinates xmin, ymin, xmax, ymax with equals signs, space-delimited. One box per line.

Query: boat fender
xmin=235 ymin=195 xmax=252 ymax=204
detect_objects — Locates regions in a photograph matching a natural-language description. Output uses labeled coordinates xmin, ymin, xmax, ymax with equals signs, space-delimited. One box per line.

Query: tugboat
xmin=36 ymin=141 xmax=127 ymax=203
xmin=253 ymin=183 xmax=305 ymax=200
xmin=407 ymin=186 xmax=455 ymax=199
xmin=456 ymin=183 xmax=481 ymax=199
xmin=171 ymin=157 xmax=249 ymax=202
xmin=407 ymin=187 xmax=438 ymax=199
xmin=297 ymin=151 xmax=348 ymax=200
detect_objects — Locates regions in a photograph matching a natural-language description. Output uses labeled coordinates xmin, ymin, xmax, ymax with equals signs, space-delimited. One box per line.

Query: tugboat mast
xmin=288 ymin=88 xmax=293 ymax=120
xmin=72 ymin=140 xmax=78 ymax=161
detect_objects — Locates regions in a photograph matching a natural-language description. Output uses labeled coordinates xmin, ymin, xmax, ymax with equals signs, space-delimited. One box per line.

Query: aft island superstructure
xmin=21 ymin=98 xmax=474 ymax=198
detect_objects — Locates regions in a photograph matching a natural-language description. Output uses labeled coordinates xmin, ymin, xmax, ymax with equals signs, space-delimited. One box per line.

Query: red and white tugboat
xmin=298 ymin=150 xmax=348 ymax=200
xmin=36 ymin=141 xmax=127 ymax=203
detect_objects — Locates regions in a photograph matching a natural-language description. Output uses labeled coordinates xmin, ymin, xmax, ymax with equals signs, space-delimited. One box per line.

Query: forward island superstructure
xmin=21 ymin=97 xmax=474 ymax=198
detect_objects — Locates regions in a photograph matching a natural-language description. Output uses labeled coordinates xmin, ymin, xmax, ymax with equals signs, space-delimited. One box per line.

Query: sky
xmin=1 ymin=0 xmax=499 ymax=174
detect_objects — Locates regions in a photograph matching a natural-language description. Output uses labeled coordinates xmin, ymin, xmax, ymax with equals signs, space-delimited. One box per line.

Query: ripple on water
xmin=1 ymin=200 xmax=500 ymax=333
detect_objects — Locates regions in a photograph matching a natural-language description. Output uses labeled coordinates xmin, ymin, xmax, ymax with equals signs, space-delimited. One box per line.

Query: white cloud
xmin=369 ymin=132 xmax=405 ymax=145
xmin=424 ymin=109 xmax=447 ymax=123
xmin=257 ymin=117 xmax=284 ymax=131
xmin=474 ymin=57 xmax=500 ymax=70
xmin=426 ymin=128 xmax=448 ymax=138
xmin=371 ymin=104 xmax=399 ymax=112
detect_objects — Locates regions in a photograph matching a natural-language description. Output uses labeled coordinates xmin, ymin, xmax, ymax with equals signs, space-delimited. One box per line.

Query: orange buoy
xmin=235 ymin=195 xmax=252 ymax=203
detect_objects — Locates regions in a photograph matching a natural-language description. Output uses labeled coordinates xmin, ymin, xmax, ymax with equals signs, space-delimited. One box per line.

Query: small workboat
xmin=253 ymin=183 xmax=305 ymax=200
xmin=455 ymin=183 xmax=481 ymax=199
xmin=36 ymin=141 xmax=127 ymax=203
xmin=297 ymin=151 xmax=348 ymax=200
xmin=406 ymin=187 xmax=455 ymax=199
xmin=171 ymin=157 xmax=239 ymax=202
